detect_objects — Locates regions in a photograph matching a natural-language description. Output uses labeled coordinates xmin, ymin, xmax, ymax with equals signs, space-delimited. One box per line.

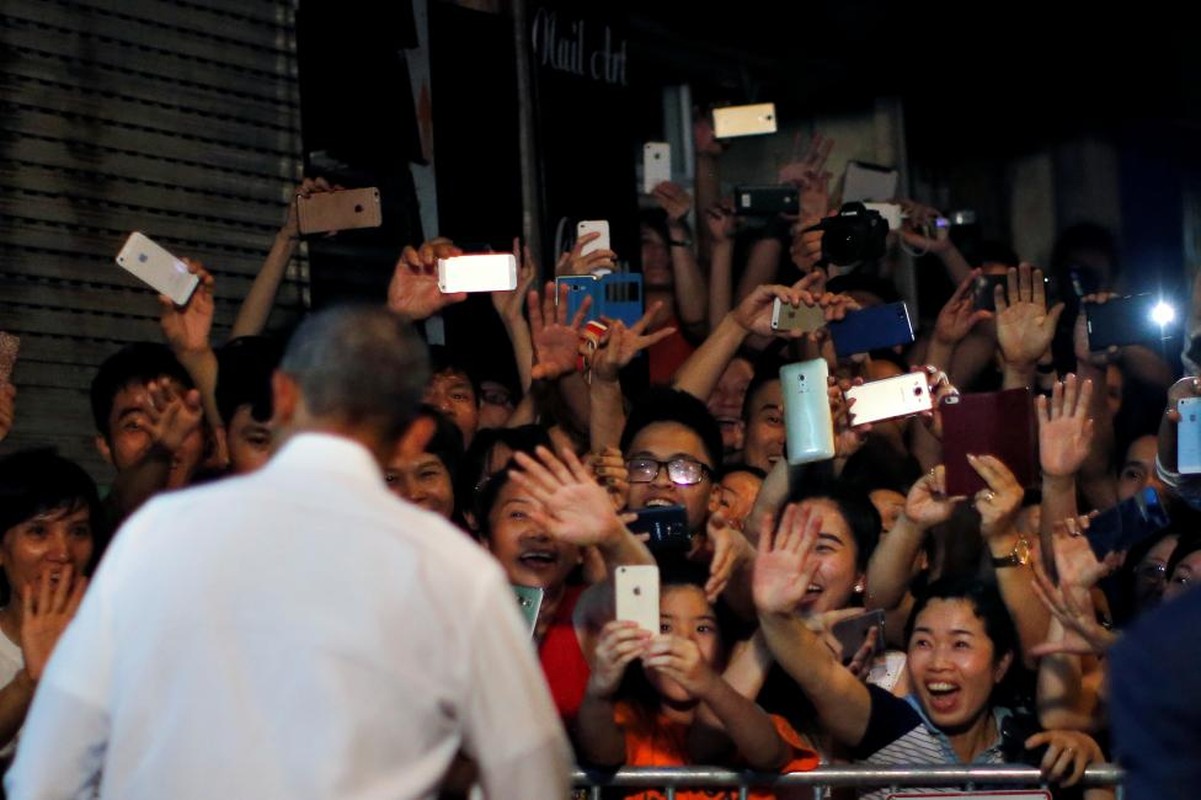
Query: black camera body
xmin=815 ymin=202 xmax=888 ymax=266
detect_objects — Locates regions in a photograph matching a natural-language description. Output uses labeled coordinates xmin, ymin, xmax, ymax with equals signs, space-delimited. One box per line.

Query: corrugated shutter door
xmin=0 ymin=0 xmax=305 ymax=482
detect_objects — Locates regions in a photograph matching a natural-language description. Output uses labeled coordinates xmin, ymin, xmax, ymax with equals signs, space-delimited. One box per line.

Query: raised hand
xmin=1073 ymin=292 xmax=1121 ymax=366
xmin=1030 ymin=514 xmax=1122 ymax=657
xmin=752 ymin=503 xmax=823 ymax=615
xmin=1037 ymin=374 xmax=1095 ymax=478
xmin=969 ymin=454 xmax=1024 ymax=539
xmin=934 ymin=270 xmax=993 ymax=347
xmin=588 ymin=620 xmax=651 ymax=698
xmin=703 ymin=203 xmax=736 ymax=245
xmin=555 ymin=233 xmax=617 ymax=277
xmin=159 ymin=258 xmax=215 ymax=357
xmin=693 ymin=114 xmax=725 ymax=158
xmin=651 ymin=181 xmax=693 ymax=223
xmin=789 ymin=212 xmax=826 ymax=272
xmin=508 ymin=446 xmax=626 ymax=548
xmin=144 ymin=378 xmax=204 ymax=454
xmin=897 ymin=199 xmax=953 ymax=255
xmin=703 ymin=511 xmax=755 ymax=602
xmin=591 ymin=302 xmax=676 ymax=383
xmin=528 ymin=282 xmax=591 ymax=381
xmin=386 ymin=237 xmax=466 ymax=320
xmin=995 ymin=264 xmax=1065 ymax=370
xmin=905 ymin=465 xmax=963 ymax=529
xmin=731 ymin=283 xmax=812 ymax=339
xmin=641 ymin=634 xmax=717 ymax=697
xmin=913 ymin=365 xmax=958 ymax=439
xmin=281 ymin=176 xmax=337 ymax=239
xmin=491 ymin=238 xmax=538 ymax=325
xmin=1165 ymin=375 xmax=1201 ymax=423
xmin=0 ymin=382 xmax=15 ymax=444
xmin=20 ymin=565 xmax=88 ymax=681
xmin=779 ymin=132 xmax=834 ymax=219
xmin=830 ymin=375 xmax=870 ymax=457
xmin=585 ymin=447 xmax=630 ymax=510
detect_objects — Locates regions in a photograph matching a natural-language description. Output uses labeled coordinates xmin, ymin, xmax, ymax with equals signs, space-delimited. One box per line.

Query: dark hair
xmin=716 ymin=462 xmax=767 ymax=482
xmin=1166 ymin=533 xmax=1201 ymax=584
xmin=825 ymin=272 xmax=902 ymax=305
xmin=1050 ymin=222 xmax=1118 ymax=274
xmin=473 ymin=465 xmax=515 ymax=543
xmin=904 ymin=576 xmax=1018 ymax=666
xmin=0 ymin=449 xmax=105 ymax=604
xmin=460 ymin=424 xmax=554 ymax=519
xmin=279 ymin=305 xmax=430 ymax=442
xmin=414 ymin=404 xmax=465 ymax=485
xmin=90 ymin=342 xmax=193 ymax=439
xmin=639 ymin=207 xmax=672 ymax=248
xmin=790 ymin=483 xmax=881 ymax=573
xmin=973 ymin=240 xmax=1021 ymax=269
xmin=740 ymin=353 xmax=787 ymax=426
xmin=621 ymin=388 xmax=723 ymax=473
xmin=840 ymin=438 xmax=922 ymax=497
xmin=1111 ymin=526 xmax=1183 ymax=625
xmin=428 ymin=345 xmax=481 ymax=402
xmin=215 ymin=336 xmax=283 ymax=426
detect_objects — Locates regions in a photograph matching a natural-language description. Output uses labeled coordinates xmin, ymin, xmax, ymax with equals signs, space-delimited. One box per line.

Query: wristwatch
xmin=991 ymin=535 xmax=1031 ymax=568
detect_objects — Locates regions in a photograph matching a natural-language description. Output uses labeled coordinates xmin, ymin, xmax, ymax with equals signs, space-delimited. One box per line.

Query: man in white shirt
xmin=5 ymin=306 xmax=572 ymax=800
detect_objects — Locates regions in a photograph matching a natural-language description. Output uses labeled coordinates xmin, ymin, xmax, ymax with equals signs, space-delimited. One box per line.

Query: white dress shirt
xmin=5 ymin=433 xmax=571 ymax=800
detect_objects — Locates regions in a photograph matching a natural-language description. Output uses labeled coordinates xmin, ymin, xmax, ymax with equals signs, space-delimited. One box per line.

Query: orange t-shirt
xmin=613 ymin=701 xmax=819 ymax=799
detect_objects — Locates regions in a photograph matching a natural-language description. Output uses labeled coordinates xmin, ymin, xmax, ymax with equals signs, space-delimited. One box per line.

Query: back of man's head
xmin=279 ymin=305 xmax=430 ymax=442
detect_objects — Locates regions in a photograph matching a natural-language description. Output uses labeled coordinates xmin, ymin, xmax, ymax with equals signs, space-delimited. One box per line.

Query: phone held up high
xmin=939 ymin=388 xmax=1036 ymax=497
xmin=844 ymin=372 xmax=932 ymax=427
xmin=437 ymin=253 xmax=518 ymax=294
xmin=115 ymin=232 xmax=199 ymax=306
xmin=295 ymin=187 xmax=382 ymax=235
xmin=780 ymin=359 xmax=835 ymax=465
xmin=615 ymin=565 xmax=660 ymax=636
xmin=827 ymin=302 xmax=915 ymax=359
xmin=642 ymin=142 xmax=671 ymax=194
xmin=770 ymin=297 xmax=825 ymax=334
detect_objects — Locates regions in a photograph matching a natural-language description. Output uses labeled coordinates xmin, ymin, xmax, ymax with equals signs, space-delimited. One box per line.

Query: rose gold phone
xmin=296 ymin=187 xmax=382 ymax=235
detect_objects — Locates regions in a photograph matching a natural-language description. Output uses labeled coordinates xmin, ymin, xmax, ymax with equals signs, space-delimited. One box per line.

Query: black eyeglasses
xmin=626 ymin=457 xmax=711 ymax=486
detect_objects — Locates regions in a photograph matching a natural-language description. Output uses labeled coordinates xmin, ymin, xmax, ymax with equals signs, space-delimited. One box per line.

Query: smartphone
xmin=827 ymin=302 xmax=915 ymax=358
xmin=615 ymin=565 xmax=660 ymax=635
xmin=770 ymin=298 xmax=826 ymax=333
xmin=643 ymin=142 xmax=671 ymax=194
xmin=844 ymin=372 xmax=932 ymax=427
xmin=972 ymin=274 xmax=1009 ymax=312
xmin=1087 ymin=486 xmax=1171 ymax=559
xmin=295 ymin=187 xmax=382 ymax=235
xmin=831 ymin=609 xmax=885 ymax=665
xmin=511 ymin=584 xmax=544 ymax=636
xmin=940 ymin=388 xmax=1036 ymax=496
xmin=115 ymin=232 xmax=199 ymax=306
xmin=577 ymin=220 xmax=611 ymax=257
xmin=1086 ymin=294 xmax=1178 ymax=351
xmin=780 ymin=359 xmax=835 ymax=465
xmin=0 ymin=332 xmax=19 ymax=384
xmin=842 ymin=161 xmax=899 ymax=204
xmin=437 ymin=253 xmax=517 ymax=293
xmin=712 ymin=102 xmax=777 ymax=138
xmin=1178 ymin=396 xmax=1201 ymax=475
xmin=555 ymin=275 xmax=599 ymax=323
xmin=600 ymin=273 xmax=643 ymax=327
xmin=863 ymin=202 xmax=903 ymax=231
xmin=628 ymin=505 xmax=691 ymax=553
xmin=733 ymin=185 xmax=798 ymax=216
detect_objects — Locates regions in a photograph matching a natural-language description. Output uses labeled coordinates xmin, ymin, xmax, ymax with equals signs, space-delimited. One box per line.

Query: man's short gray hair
xmin=280 ymin=305 xmax=430 ymax=441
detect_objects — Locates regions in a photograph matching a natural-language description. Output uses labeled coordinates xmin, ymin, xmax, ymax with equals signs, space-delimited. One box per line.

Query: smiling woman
xmin=0 ymin=449 xmax=103 ymax=765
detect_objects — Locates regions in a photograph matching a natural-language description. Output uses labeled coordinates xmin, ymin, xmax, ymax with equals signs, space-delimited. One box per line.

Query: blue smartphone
xmin=780 ymin=359 xmax=835 ymax=465
xmin=1086 ymin=486 xmax=1171 ymax=560
xmin=555 ymin=275 xmax=600 ymax=324
xmin=828 ymin=302 xmax=915 ymax=358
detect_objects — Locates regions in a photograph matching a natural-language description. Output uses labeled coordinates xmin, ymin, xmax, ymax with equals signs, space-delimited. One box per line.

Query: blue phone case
xmin=600 ymin=273 xmax=644 ymax=327
xmin=828 ymin=301 xmax=915 ymax=358
xmin=1177 ymin=397 xmax=1201 ymax=475
xmin=780 ymin=359 xmax=835 ymax=465
xmin=1086 ymin=486 xmax=1171 ymax=559
xmin=555 ymin=275 xmax=600 ymax=324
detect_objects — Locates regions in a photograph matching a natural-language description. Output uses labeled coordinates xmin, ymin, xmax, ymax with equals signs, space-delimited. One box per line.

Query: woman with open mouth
xmin=754 ymin=503 xmax=1114 ymax=800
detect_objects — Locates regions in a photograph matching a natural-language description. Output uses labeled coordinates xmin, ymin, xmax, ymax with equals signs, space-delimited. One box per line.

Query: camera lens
xmin=913 ymin=386 xmax=923 ymax=396
xmin=354 ymin=204 xmax=363 ymax=213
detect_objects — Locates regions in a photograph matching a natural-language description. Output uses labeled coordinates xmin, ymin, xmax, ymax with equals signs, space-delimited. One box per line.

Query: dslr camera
xmin=812 ymin=202 xmax=889 ymax=266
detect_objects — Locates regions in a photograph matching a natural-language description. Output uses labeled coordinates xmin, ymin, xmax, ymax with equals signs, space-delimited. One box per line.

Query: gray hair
xmin=280 ymin=305 xmax=430 ymax=441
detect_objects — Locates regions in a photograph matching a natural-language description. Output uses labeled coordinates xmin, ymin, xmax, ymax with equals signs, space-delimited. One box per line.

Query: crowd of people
xmin=0 ymin=120 xmax=1198 ymax=799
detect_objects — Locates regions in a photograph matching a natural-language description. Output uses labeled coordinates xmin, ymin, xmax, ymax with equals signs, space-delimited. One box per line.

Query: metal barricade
xmin=571 ymin=763 xmax=1125 ymax=799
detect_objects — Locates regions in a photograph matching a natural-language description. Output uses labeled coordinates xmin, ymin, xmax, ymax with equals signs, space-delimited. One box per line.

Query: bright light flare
xmin=1151 ymin=301 xmax=1176 ymax=327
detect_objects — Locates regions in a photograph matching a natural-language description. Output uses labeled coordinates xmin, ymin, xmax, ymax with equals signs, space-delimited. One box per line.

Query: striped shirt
xmin=851 ymin=685 xmax=1010 ymax=800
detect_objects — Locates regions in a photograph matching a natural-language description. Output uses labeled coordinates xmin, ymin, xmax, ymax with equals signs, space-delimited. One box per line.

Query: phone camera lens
xmin=632 ymin=587 xmax=642 ymax=596
xmin=354 ymin=204 xmax=363 ymax=213
xmin=914 ymin=386 xmax=923 ymax=396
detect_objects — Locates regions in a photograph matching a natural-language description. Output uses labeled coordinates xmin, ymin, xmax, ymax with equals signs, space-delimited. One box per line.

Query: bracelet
xmin=669 ymin=239 xmax=692 ymax=248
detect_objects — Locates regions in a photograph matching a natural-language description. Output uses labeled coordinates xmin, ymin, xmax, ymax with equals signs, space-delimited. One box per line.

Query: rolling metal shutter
xmin=0 ymin=0 xmax=305 ymax=482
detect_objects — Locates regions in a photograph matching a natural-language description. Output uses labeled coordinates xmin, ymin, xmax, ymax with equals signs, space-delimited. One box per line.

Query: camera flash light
xmin=1151 ymin=301 xmax=1176 ymax=326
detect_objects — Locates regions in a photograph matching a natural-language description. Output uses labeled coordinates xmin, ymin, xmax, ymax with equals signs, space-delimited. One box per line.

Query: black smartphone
xmin=628 ymin=505 xmax=691 ymax=553
xmin=733 ymin=185 xmax=799 ymax=216
xmin=1086 ymin=486 xmax=1170 ymax=559
xmin=1085 ymin=294 xmax=1178 ymax=351
xmin=827 ymin=302 xmax=915 ymax=358
xmin=831 ymin=609 xmax=885 ymax=665
xmin=971 ymin=274 xmax=1008 ymax=312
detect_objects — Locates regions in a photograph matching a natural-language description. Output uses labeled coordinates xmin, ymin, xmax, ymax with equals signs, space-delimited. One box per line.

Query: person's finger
xmin=1074 ymin=376 xmax=1094 ymax=418
xmin=507 ymin=454 xmax=560 ymax=500
xmin=536 ymin=445 xmax=577 ymax=489
xmin=66 ymin=574 xmax=89 ymax=616
xmin=37 ymin=566 xmax=52 ymax=619
xmin=1048 ymin=743 xmax=1077 ymax=784
xmin=21 ymin=577 xmax=35 ymax=620
xmin=526 ymin=287 xmax=544 ymax=331
xmin=1050 ymin=376 xmax=1065 ymax=420
xmin=993 ymin=281 xmax=1008 ymax=314
xmin=569 ymin=294 xmax=593 ymax=330
xmin=631 ymin=301 xmax=664 ymax=336
xmin=49 ymin=564 xmax=73 ymax=612
xmin=559 ymin=446 xmax=594 ymax=486
xmin=1062 ymin=745 xmax=1088 ymax=787
xmin=639 ymin=327 xmax=677 ymax=349
xmin=774 ymin=503 xmax=799 ymax=553
xmin=949 ymin=269 xmax=979 ymax=305
xmin=1032 ymin=266 xmax=1047 ymax=308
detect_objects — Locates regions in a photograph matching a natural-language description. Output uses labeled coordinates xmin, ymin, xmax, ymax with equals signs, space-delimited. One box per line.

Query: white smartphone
xmin=615 ymin=565 xmax=660 ymax=636
xmin=780 ymin=359 xmax=836 ymax=465
xmin=115 ymin=232 xmax=199 ymax=306
xmin=436 ymin=253 xmax=517 ymax=293
xmin=770 ymin=297 xmax=826 ymax=333
xmin=712 ymin=103 xmax=777 ymax=139
xmin=844 ymin=372 xmax=932 ymax=427
xmin=1178 ymin=397 xmax=1201 ymax=474
xmin=643 ymin=142 xmax=671 ymax=194
xmin=577 ymin=220 xmax=611 ymax=257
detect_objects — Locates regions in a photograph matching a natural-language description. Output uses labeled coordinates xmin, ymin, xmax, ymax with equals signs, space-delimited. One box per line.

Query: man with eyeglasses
xmin=618 ymin=388 xmax=725 ymax=555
